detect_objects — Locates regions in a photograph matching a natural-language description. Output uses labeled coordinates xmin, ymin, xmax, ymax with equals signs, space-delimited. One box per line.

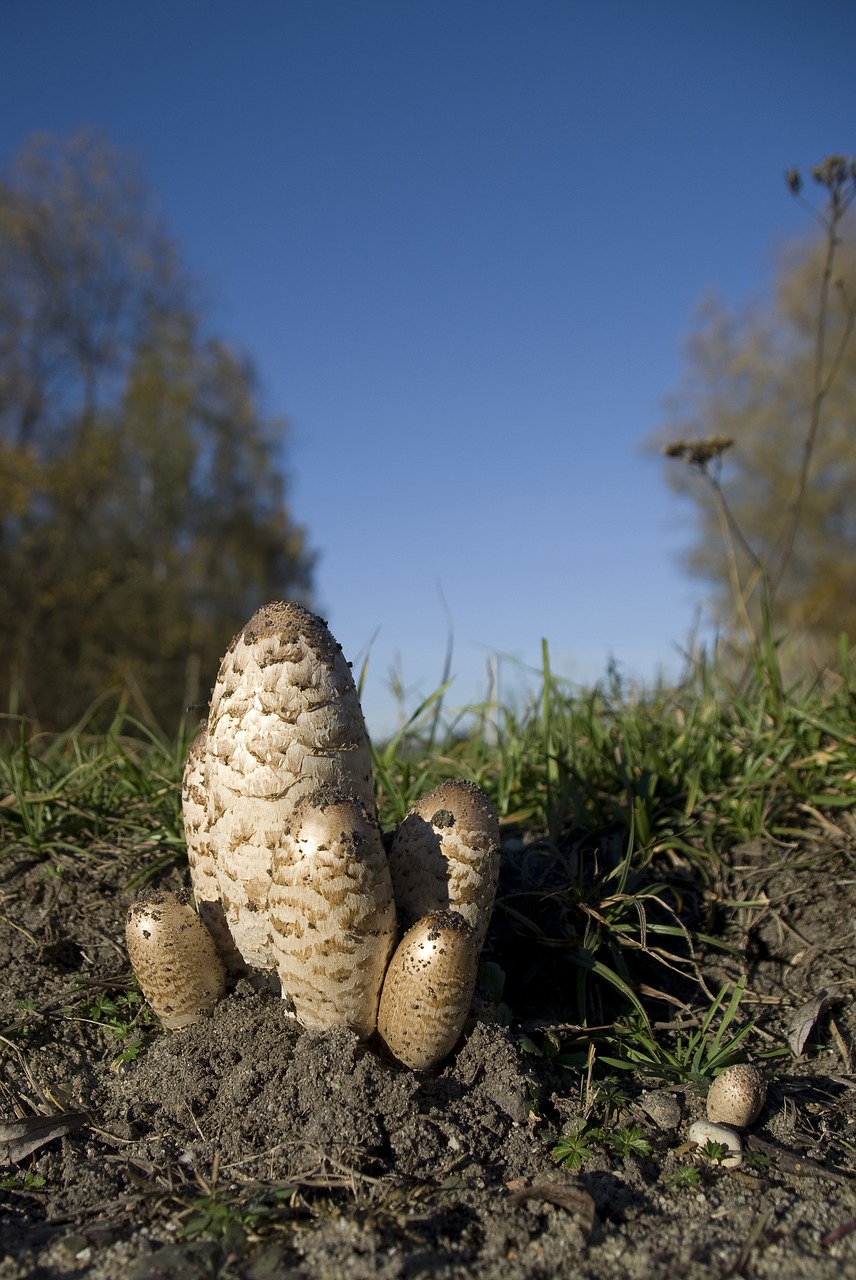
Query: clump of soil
xmin=1 ymin=834 xmax=855 ymax=1279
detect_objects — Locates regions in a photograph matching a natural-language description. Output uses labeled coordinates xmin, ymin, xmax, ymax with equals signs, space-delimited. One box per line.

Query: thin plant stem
xmin=768 ymin=182 xmax=856 ymax=599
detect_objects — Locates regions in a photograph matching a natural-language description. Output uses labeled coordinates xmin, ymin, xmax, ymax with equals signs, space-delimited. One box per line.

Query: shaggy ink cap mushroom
xmin=125 ymin=889 xmax=226 ymax=1030
xmin=182 ymin=727 xmax=247 ymax=979
xmin=199 ymin=601 xmax=377 ymax=978
xmin=377 ymin=910 xmax=479 ymax=1071
xmin=387 ymin=779 xmax=500 ymax=953
xmin=269 ymin=786 xmax=396 ymax=1040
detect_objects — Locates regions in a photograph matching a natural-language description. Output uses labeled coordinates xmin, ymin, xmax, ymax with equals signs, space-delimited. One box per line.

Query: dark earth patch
xmin=1 ymin=833 xmax=854 ymax=1279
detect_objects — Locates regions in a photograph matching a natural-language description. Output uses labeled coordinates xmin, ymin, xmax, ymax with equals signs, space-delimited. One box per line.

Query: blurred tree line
xmin=657 ymin=157 xmax=856 ymax=671
xmin=0 ymin=131 xmax=314 ymax=732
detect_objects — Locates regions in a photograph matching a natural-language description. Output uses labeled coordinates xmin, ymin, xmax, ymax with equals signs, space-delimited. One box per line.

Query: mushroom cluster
xmin=127 ymin=601 xmax=500 ymax=1070
xmin=687 ymin=1062 xmax=767 ymax=1168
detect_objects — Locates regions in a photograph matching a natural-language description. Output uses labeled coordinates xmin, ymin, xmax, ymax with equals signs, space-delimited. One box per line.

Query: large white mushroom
xmin=182 ymin=727 xmax=248 ymax=978
xmin=196 ymin=601 xmax=376 ymax=978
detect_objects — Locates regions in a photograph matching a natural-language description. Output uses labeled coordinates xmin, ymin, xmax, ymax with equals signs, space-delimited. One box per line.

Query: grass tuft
xmin=2 ymin=636 xmax=854 ymax=1077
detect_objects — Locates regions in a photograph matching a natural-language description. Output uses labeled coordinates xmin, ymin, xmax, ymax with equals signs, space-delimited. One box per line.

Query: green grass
xmin=59 ymin=982 xmax=156 ymax=1070
xmin=372 ymin=640 xmax=854 ymax=1043
xmin=373 ymin=639 xmax=855 ymax=858
xmin=596 ymin=975 xmax=789 ymax=1083
xmin=2 ymin=637 xmax=854 ymax=1076
xmin=0 ymin=705 xmax=189 ymax=883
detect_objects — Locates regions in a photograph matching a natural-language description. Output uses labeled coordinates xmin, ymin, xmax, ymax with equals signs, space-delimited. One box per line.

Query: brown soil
xmin=1 ymin=833 xmax=855 ymax=1280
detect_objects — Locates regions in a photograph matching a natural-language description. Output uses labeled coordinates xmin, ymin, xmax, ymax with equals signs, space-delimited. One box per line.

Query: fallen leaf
xmin=0 ymin=1112 xmax=88 ymax=1164
xmin=787 ymin=990 xmax=841 ymax=1056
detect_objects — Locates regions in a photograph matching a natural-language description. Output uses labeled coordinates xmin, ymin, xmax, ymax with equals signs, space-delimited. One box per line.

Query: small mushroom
xmin=687 ymin=1118 xmax=743 ymax=1168
xmin=387 ymin=780 xmax=500 ymax=953
xmin=126 ymin=890 xmax=226 ymax=1029
xmin=377 ymin=911 xmax=479 ymax=1071
xmin=706 ymin=1063 xmax=767 ymax=1129
xmin=269 ymin=788 xmax=397 ymax=1039
xmin=200 ymin=601 xmax=377 ymax=976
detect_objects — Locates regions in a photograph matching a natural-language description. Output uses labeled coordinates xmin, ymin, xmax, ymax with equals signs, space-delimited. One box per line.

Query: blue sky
xmin=2 ymin=1 xmax=854 ymax=735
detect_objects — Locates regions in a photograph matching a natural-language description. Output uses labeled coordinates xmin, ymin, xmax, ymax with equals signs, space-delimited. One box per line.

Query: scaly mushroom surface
xmin=387 ymin=779 xmax=500 ymax=953
xmin=182 ymin=727 xmax=248 ymax=978
xmin=127 ymin=601 xmax=501 ymax=1069
xmin=126 ymin=890 xmax=226 ymax=1029
xmin=198 ymin=601 xmax=376 ymax=977
xmin=269 ymin=787 xmax=396 ymax=1038
xmin=377 ymin=910 xmax=479 ymax=1070
xmin=706 ymin=1063 xmax=766 ymax=1129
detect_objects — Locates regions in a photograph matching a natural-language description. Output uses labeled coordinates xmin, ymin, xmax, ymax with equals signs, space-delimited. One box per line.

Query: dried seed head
xmin=387 ymin=780 xmax=500 ymax=953
xmin=662 ymin=437 xmax=733 ymax=468
xmin=269 ymin=788 xmax=396 ymax=1039
xmin=201 ymin=601 xmax=376 ymax=975
xmin=377 ymin=911 xmax=479 ymax=1071
xmin=706 ymin=1063 xmax=766 ymax=1129
xmin=126 ymin=890 xmax=226 ymax=1030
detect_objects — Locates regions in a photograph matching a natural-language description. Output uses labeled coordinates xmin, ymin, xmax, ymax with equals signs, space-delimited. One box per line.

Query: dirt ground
xmin=1 ymin=831 xmax=855 ymax=1280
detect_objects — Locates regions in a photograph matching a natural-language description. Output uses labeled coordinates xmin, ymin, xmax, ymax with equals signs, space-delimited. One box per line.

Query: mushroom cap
xmin=126 ymin=890 xmax=226 ymax=1029
xmin=706 ymin=1063 xmax=767 ymax=1129
xmin=207 ymin=601 xmax=375 ymax=813
xmin=269 ymin=787 xmax=396 ymax=1039
xmin=377 ymin=910 xmax=479 ymax=1071
xmin=687 ymin=1119 xmax=743 ymax=1168
xmin=387 ymin=780 xmax=500 ymax=953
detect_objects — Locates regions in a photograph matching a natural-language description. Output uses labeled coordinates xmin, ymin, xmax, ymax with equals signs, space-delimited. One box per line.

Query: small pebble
xmin=638 ymin=1089 xmax=682 ymax=1132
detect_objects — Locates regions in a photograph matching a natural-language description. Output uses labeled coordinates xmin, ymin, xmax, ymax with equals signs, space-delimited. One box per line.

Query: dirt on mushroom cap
xmin=377 ymin=909 xmax=480 ymax=1070
xmin=125 ymin=889 xmax=226 ymax=1029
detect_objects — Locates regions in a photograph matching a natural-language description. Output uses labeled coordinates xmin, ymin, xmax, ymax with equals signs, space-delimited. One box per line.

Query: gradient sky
xmin=2 ymin=1 xmax=854 ymax=735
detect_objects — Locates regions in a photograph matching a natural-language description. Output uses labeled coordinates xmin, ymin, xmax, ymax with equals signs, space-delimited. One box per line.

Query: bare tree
xmin=657 ymin=157 xmax=856 ymax=665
